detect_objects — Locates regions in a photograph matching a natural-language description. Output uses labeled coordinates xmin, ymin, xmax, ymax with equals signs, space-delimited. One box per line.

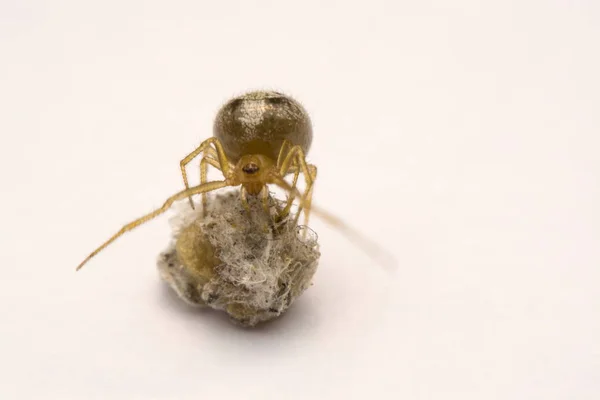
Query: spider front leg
xmin=76 ymin=180 xmax=230 ymax=271
xmin=180 ymin=138 xmax=232 ymax=209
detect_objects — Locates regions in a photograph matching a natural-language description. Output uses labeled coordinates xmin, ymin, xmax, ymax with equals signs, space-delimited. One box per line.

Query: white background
xmin=1 ymin=1 xmax=599 ymax=399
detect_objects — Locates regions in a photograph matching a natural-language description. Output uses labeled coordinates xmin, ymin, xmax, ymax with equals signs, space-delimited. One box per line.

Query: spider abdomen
xmin=213 ymin=90 xmax=313 ymax=163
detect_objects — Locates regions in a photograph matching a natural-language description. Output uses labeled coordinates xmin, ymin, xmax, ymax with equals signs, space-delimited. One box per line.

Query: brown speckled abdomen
xmin=213 ymin=91 xmax=313 ymax=163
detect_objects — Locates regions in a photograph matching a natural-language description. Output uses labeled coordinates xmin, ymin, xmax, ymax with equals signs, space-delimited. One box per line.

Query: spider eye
xmin=242 ymin=162 xmax=259 ymax=174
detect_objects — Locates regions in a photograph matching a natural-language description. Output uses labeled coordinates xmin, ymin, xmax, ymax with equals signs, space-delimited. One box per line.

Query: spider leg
xmin=260 ymin=185 xmax=271 ymax=215
xmin=203 ymin=147 xmax=234 ymax=170
xmin=200 ymin=152 xmax=222 ymax=216
xmin=270 ymin=176 xmax=396 ymax=269
xmin=275 ymin=160 xmax=301 ymax=217
xmin=294 ymin=163 xmax=317 ymax=227
xmin=278 ymin=162 xmax=301 ymax=219
xmin=76 ymin=180 xmax=230 ymax=271
xmin=240 ymin=186 xmax=251 ymax=212
xmin=276 ymin=139 xmax=293 ymax=168
xmin=276 ymin=145 xmax=315 ymax=226
xmin=277 ymin=140 xmax=303 ymax=192
xmin=277 ymin=140 xmax=300 ymax=210
xmin=279 ymin=163 xmax=316 ymax=224
xmin=180 ymin=138 xmax=231 ymax=209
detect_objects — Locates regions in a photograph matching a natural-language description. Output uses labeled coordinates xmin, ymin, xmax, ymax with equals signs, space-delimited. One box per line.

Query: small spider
xmin=77 ymin=90 xmax=392 ymax=271
xmin=77 ymin=91 xmax=317 ymax=271
xmin=182 ymin=90 xmax=317 ymax=222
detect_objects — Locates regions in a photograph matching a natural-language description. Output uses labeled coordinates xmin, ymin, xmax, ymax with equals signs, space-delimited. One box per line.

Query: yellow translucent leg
xmin=276 ymin=142 xmax=301 ymax=218
xmin=180 ymin=138 xmax=231 ymax=209
xmin=295 ymin=164 xmax=317 ymax=226
xmin=260 ymin=185 xmax=270 ymax=215
xmin=277 ymin=145 xmax=315 ymax=226
xmin=240 ymin=186 xmax=251 ymax=212
xmin=278 ymin=161 xmax=301 ymax=218
xmin=271 ymin=176 xmax=396 ymax=269
xmin=200 ymin=153 xmax=221 ymax=215
xmin=278 ymin=161 xmax=302 ymax=210
xmin=76 ymin=180 xmax=229 ymax=271
xmin=276 ymin=139 xmax=293 ymax=168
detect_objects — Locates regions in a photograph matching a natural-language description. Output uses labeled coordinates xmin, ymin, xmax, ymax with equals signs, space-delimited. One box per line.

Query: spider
xmin=76 ymin=90 xmax=318 ymax=271
xmin=76 ymin=90 xmax=393 ymax=271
